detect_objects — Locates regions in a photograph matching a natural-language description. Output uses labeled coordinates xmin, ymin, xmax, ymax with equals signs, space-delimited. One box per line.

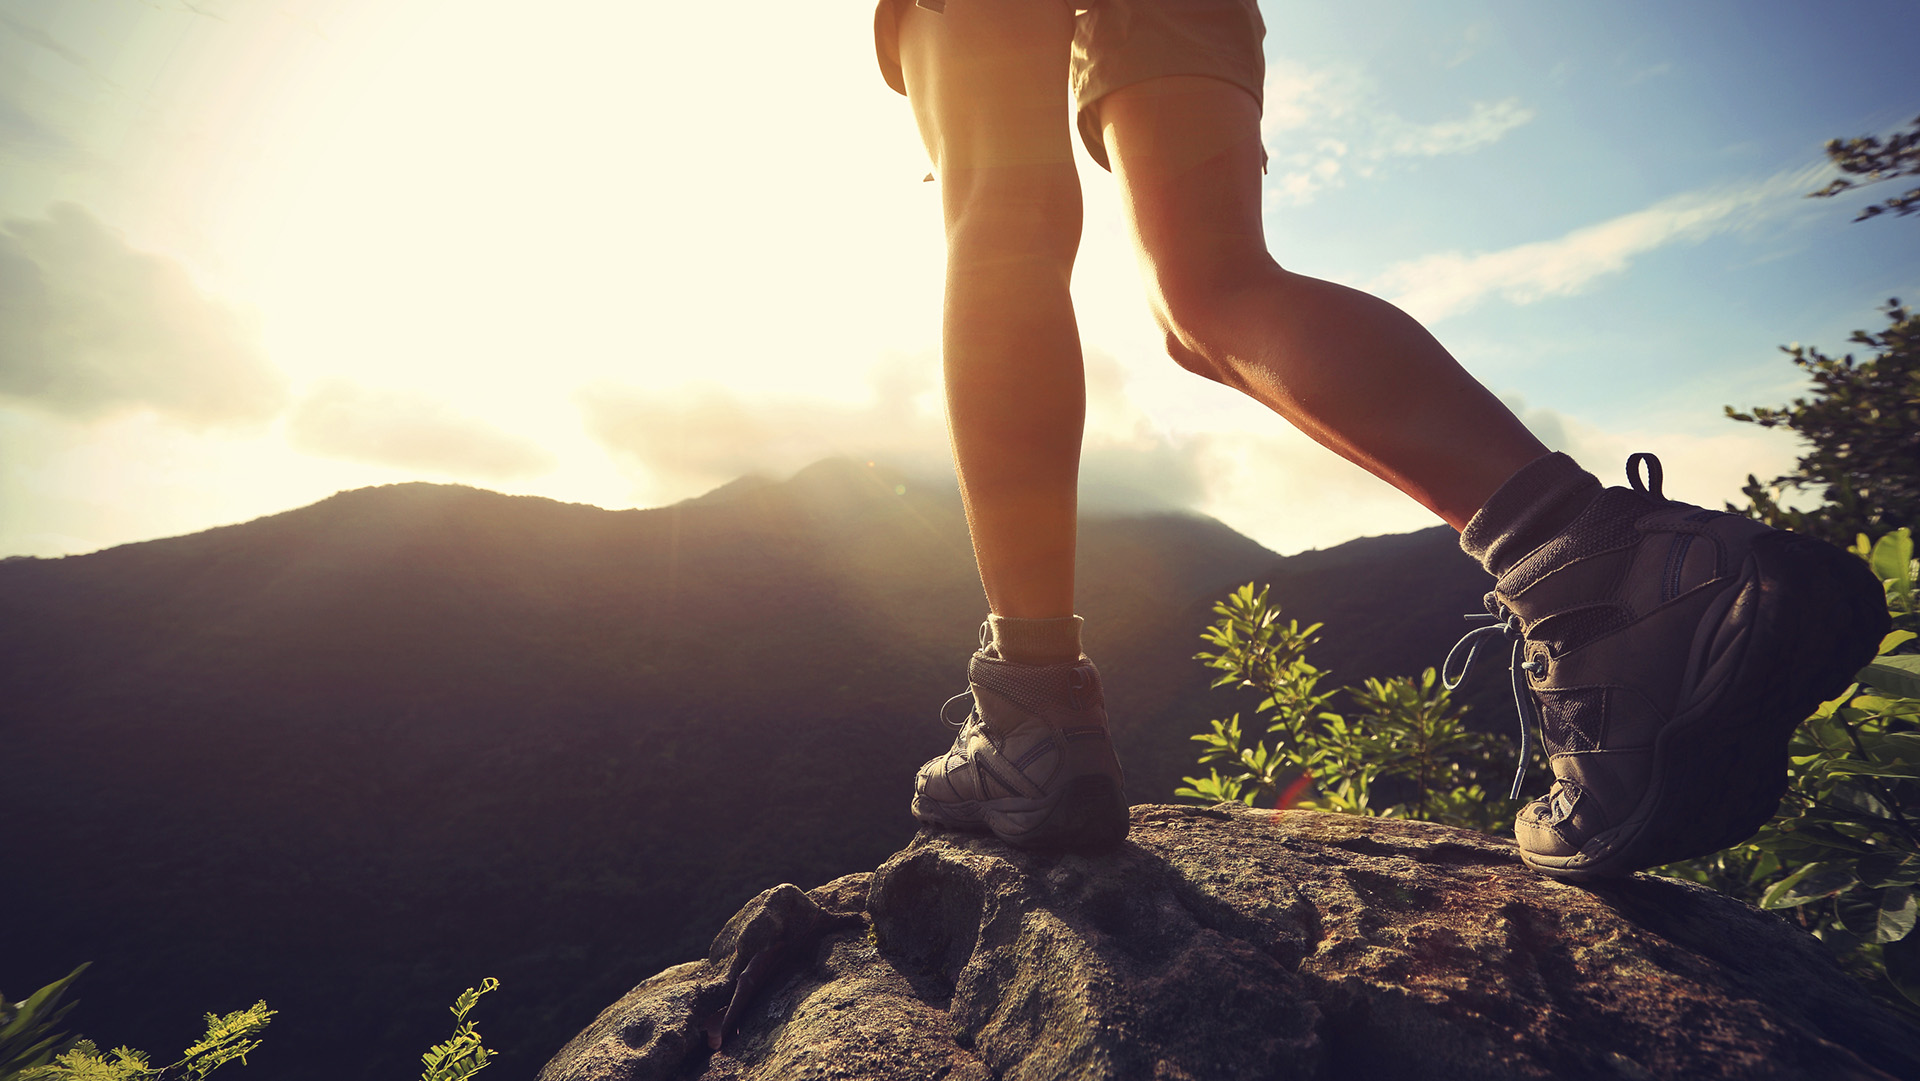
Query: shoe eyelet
xmin=1068 ymin=666 xmax=1091 ymax=710
xmin=1523 ymin=652 xmax=1550 ymax=681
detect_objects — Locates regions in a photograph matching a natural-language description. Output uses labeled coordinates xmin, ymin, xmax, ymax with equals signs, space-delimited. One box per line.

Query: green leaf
xmin=0 ymin=963 xmax=89 ymax=1076
xmin=178 ymin=1001 xmax=273 ymax=1080
xmin=1761 ymin=862 xmax=1858 ymax=909
xmin=1877 ymin=887 xmax=1917 ymax=944
xmin=1827 ymin=783 xmax=1893 ymax=819
xmin=419 ymin=979 xmax=499 ymax=1081
xmin=1759 ymin=821 xmax=1881 ymax=857
xmin=1859 ymin=656 xmax=1920 ymax=698
xmin=1825 ymin=760 xmax=1920 ymax=781
xmin=1809 ymin=689 xmax=1854 ymax=721
xmin=1880 ymin=629 xmax=1918 ymax=655
xmin=1863 ymin=731 xmax=1920 ymax=759
xmin=1869 ymin=529 xmax=1914 ymax=587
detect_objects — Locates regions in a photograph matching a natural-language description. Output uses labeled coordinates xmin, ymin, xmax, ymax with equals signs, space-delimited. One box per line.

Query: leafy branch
xmin=1807 ymin=114 xmax=1920 ymax=222
xmin=1176 ymin=583 xmax=1512 ymax=832
xmin=0 ymin=973 xmax=501 ymax=1081
xmin=419 ymin=979 xmax=500 ymax=1081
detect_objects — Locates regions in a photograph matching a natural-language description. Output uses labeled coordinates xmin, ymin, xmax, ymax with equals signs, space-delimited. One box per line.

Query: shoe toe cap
xmin=915 ymin=752 xmax=973 ymax=802
xmin=1515 ymin=797 xmax=1582 ymax=858
xmin=1515 ymin=779 xmax=1616 ymax=860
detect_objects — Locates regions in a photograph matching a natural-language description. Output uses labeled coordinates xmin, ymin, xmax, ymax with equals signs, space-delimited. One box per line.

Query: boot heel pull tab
xmin=1626 ymin=453 xmax=1664 ymax=499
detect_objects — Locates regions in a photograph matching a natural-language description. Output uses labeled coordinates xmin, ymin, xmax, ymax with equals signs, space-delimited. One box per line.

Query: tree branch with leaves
xmin=1807 ymin=114 xmax=1920 ymax=222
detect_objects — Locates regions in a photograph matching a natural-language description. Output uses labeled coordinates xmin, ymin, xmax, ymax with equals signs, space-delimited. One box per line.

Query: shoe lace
xmin=938 ymin=620 xmax=996 ymax=728
xmin=1442 ymin=599 xmax=1546 ymax=800
xmin=940 ymin=687 xmax=975 ymax=728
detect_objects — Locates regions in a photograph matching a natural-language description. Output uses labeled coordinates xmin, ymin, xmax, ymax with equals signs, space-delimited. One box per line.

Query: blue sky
xmin=0 ymin=0 xmax=1913 ymax=558
xmin=1253 ymin=0 xmax=1915 ymax=408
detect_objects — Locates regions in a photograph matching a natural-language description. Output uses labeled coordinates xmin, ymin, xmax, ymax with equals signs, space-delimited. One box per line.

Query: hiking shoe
xmin=911 ymin=632 xmax=1130 ymax=850
xmin=1450 ymin=452 xmax=1889 ymax=880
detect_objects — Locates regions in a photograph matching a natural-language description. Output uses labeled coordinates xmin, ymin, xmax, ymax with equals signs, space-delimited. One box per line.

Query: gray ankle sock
xmin=1460 ymin=452 xmax=1602 ymax=577
xmin=987 ymin=614 xmax=1084 ymax=665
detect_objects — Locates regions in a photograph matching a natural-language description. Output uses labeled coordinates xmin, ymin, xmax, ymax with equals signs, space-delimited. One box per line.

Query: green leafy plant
xmin=1339 ymin=671 xmax=1511 ymax=832
xmin=1807 ymin=114 xmax=1920 ymax=222
xmin=1176 ymin=583 xmax=1513 ymax=831
xmin=1659 ymin=529 xmax=1920 ymax=1017
xmin=418 ymin=979 xmax=499 ymax=1081
xmin=1176 ymin=583 xmax=1334 ymax=808
xmin=8 ymin=1000 xmax=273 ymax=1081
xmin=1 ymin=970 xmax=502 ymax=1081
xmin=0 ymin=966 xmax=87 ymax=1079
xmin=1725 ymin=301 xmax=1920 ymax=549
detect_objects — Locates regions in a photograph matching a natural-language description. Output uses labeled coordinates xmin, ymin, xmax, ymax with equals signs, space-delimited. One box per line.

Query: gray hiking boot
xmin=1451 ymin=452 xmax=1889 ymax=880
xmin=912 ymin=632 xmax=1130 ymax=851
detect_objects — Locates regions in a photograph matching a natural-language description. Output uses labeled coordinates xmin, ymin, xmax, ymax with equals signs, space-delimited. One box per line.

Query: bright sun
xmin=166 ymin=0 xmax=950 ymax=502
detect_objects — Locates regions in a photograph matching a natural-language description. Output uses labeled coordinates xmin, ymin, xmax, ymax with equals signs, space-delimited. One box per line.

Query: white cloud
xmin=577 ymin=352 xmax=1211 ymax=513
xmin=0 ymin=12 xmax=93 ymax=70
xmin=1261 ymin=61 xmax=1368 ymax=135
xmin=288 ymin=380 xmax=556 ymax=481
xmin=0 ymin=94 xmax=72 ymax=155
xmin=1178 ymin=391 xmax=1811 ymax=557
xmin=1377 ymin=99 xmax=1534 ymax=158
xmin=1186 ymin=424 xmax=1443 ymax=555
xmin=1365 ymin=169 xmax=1819 ymax=323
xmin=1625 ymin=61 xmax=1674 ymax=85
xmin=577 ymin=358 xmax=952 ymax=503
xmin=1078 ymin=353 xmax=1207 ymax=512
xmin=0 ymin=203 xmax=287 ymax=426
xmin=1261 ymin=59 xmax=1535 ymax=206
xmin=1495 ymin=394 xmax=1806 ymax=514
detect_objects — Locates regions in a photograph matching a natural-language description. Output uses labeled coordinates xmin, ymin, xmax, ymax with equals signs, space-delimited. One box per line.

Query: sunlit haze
xmin=1 ymin=0 xmax=1913 ymax=558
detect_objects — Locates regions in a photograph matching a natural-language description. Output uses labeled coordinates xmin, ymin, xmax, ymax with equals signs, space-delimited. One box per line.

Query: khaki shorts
xmin=874 ymin=0 xmax=1266 ymax=171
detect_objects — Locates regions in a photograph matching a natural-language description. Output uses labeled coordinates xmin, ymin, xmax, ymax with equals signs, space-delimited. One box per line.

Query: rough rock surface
xmin=540 ymin=806 xmax=1920 ymax=1081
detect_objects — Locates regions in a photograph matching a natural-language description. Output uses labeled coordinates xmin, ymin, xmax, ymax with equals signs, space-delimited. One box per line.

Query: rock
xmin=540 ymin=806 xmax=1920 ymax=1081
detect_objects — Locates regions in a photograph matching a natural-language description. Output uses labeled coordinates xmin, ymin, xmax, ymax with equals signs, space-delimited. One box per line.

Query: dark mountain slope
xmin=0 ymin=460 xmax=1492 ymax=1081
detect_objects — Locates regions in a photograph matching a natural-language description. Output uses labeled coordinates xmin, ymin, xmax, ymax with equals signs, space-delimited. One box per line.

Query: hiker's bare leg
xmin=896 ymin=1 xmax=1082 ymax=619
xmin=1099 ymin=76 xmax=1546 ymax=529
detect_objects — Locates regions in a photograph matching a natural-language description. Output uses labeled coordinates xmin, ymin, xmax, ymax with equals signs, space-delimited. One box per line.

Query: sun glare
xmin=120 ymin=0 xmax=949 ymax=510
xmin=2 ymin=0 xmax=1843 ymax=558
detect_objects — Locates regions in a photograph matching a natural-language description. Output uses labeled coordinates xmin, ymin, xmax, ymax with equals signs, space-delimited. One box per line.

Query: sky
xmin=0 ymin=0 xmax=1913 ymax=559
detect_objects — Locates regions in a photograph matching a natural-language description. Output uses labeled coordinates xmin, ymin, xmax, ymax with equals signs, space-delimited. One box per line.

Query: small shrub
xmin=1176 ymin=583 xmax=1512 ymax=831
xmin=418 ymin=979 xmax=499 ymax=1081
xmin=9 ymin=1000 xmax=272 ymax=1081
xmin=0 ymin=971 xmax=503 ymax=1081
xmin=0 ymin=965 xmax=87 ymax=1079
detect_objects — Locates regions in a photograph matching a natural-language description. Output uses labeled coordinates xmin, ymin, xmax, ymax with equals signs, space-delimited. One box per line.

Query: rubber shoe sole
xmin=913 ymin=774 xmax=1130 ymax=852
xmin=1520 ymin=531 xmax=1889 ymax=880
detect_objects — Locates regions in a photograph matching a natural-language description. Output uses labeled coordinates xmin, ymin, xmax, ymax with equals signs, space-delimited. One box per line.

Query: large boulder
xmin=540 ymin=805 xmax=1920 ymax=1081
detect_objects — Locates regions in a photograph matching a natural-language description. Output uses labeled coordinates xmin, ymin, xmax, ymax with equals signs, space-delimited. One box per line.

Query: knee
xmin=1161 ymin=325 xmax=1226 ymax=383
xmin=1150 ymin=279 xmax=1221 ymax=377
xmin=1150 ymin=259 xmax=1275 ymax=382
xmin=942 ymin=169 xmax=1083 ymax=271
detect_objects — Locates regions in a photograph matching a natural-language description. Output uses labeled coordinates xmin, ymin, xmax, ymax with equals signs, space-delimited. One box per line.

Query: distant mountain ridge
xmin=0 ymin=458 xmax=1494 ymax=1081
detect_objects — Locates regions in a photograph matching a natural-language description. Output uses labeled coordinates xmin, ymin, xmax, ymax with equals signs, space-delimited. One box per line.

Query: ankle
xmin=986 ymin=614 xmax=1084 ymax=665
xmin=1460 ymin=452 xmax=1602 ymax=577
